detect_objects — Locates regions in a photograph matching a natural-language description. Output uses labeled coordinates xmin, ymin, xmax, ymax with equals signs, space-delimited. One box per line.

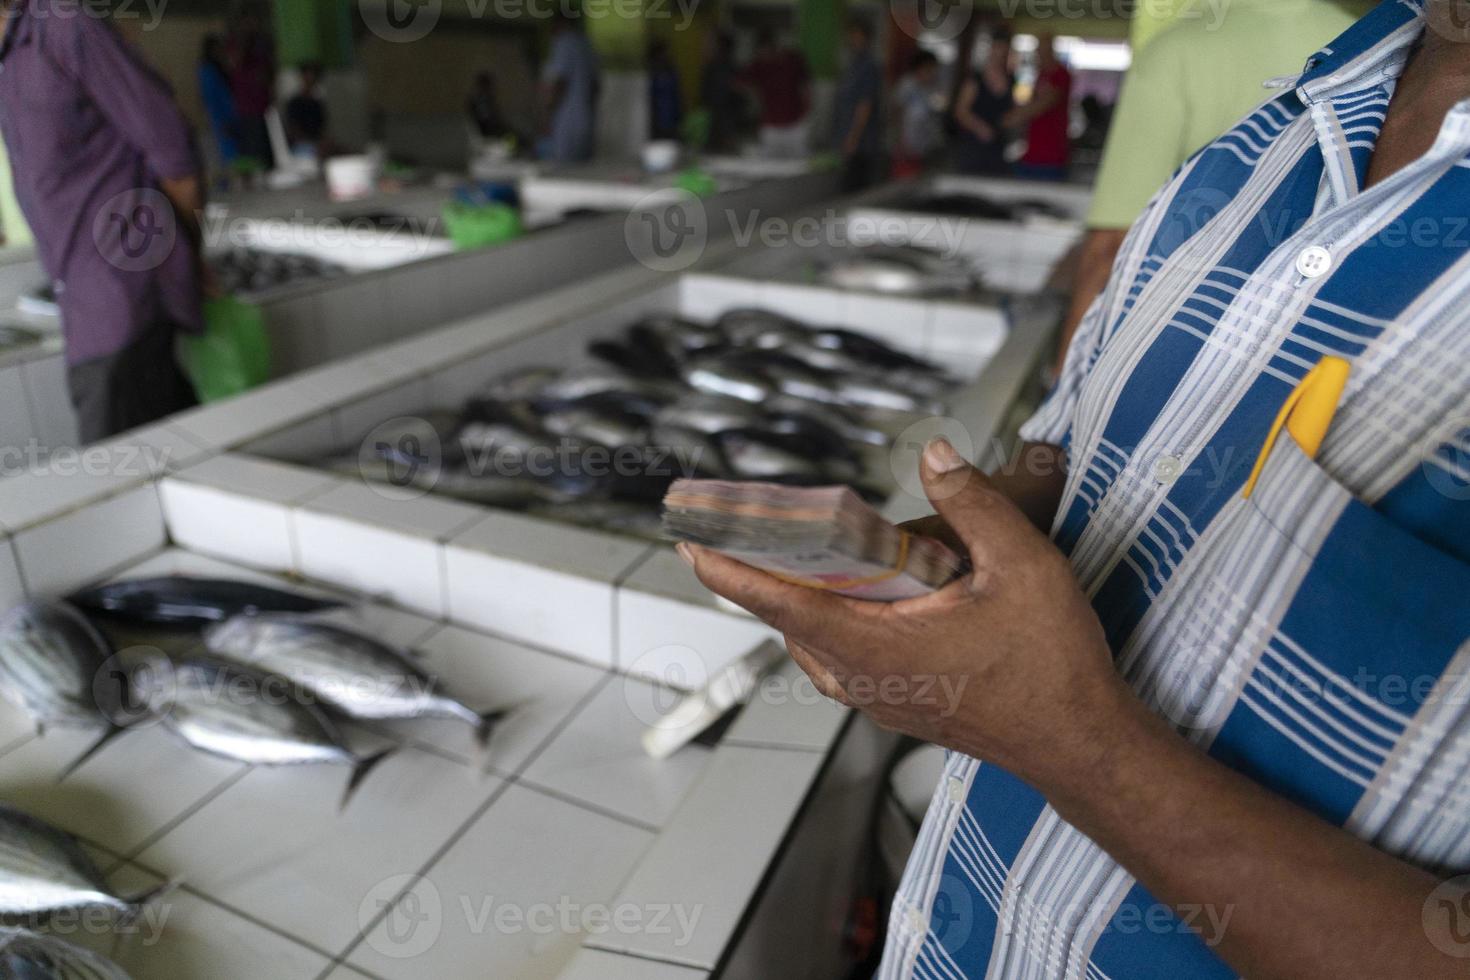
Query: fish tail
xmin=341 ymin=748 xmax=393 ymax=810
xmin=474 ymin=706 xmax=514 ymax=748
xmin=118 ymin=876 xmax=180 ymax=928
xmin=57 ymin=726 xmax=127 ymax=782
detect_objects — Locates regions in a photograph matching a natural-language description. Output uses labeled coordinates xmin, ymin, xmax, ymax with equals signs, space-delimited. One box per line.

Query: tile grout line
xmin=324 ymin=672 xmax=616 ymax=973
xmin=510 ymin=776 xmax=661 ymax=836
xmin=116 ymin=764 xmax=253 ymax=868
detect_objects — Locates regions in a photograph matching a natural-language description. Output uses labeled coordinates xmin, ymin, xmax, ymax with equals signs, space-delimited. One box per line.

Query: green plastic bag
xmin=180 ymin=296 xmax=271 ymax=403
xmin=442 ymin=202 xmax=523 ymax=250
xmin=675 ymin=168 xmax=718 ymax=198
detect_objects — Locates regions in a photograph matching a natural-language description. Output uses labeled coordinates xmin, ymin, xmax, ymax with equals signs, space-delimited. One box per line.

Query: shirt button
xmin=1296 ymin=245 xmax=1333 ymax=279
xmin=947 ymin=776 xmax=966 ymax=803
xmin=1154 ymin=455 xmax=1184 ymax=484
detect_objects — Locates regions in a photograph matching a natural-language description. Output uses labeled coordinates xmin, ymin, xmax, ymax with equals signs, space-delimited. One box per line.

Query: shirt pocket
xmin=1200 ymin=432 xmax=1470 ymax=852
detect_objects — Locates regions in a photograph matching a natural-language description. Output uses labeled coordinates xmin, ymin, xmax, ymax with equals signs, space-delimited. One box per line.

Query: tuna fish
xmin=141 ymin=659 xmax=391 ymax=808
xmin=202 ymin=615 xmax=507 ymax=744
xmin=0 ymin=805 xmax=171 ymax=921
xmin=68 ymin=577 xmax=343 ymax=630
xmin=0 ymin=601 xmax=119 ymax=732
xmin=0 ymin=928 xmax=133 ymax=980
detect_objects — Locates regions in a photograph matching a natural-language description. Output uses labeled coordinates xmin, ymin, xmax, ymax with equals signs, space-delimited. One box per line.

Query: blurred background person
xmin=0 ymin=0 xmax=205 ymax=441
xmin=225 ymin=8 xmax=275 ymax=170
xmin=647 ymin=38 xmax=683 ymax=142
xmin=952 ymin=27 xmax=1015 ymax=176
xmin=891 ymin=50 xmax=941 ymax=179
xmin=467 ymin=70 xmax=512 ymax=142
xmin=833 ymin=18 xmax=882 ymax=192
xmin=740 ymin=29 xmax=811 ymax=159
xmin=1006 ymin=34 xmax=1072 ymax=180
xmin=1055 ymin=0 xmax=1364 ymax=366
xmin=284 ymin=61 xmax=329 ymax=160
xmin=538 ymin=9 xmax=601 ymax=164
xmin=699 ymin=31 xmax=742 ymax=154
xmin=197 ymin=34 xmax=239 ymax=182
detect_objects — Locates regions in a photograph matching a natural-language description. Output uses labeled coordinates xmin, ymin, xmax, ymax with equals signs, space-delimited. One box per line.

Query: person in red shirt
xmin=738 ymin=29 xmax=811 ymax=158
xmin=1007 ymin=34 xmax=1072 ymax=180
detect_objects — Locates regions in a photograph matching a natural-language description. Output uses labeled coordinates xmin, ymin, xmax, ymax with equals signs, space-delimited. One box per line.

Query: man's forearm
xmin=1038 ymin=692 xmax=1463 ymax=980
xmin=159 ymin=175 xmax=204 ymax=252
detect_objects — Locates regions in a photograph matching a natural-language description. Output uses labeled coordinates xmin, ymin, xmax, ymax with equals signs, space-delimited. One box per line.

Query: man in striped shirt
xmin=679 ymin=1 xmax=1470 ymax=977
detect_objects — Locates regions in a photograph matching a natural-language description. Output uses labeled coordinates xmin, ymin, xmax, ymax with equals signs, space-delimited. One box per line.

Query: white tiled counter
xmin=0 ymin=236 xmax=1063 ymax=977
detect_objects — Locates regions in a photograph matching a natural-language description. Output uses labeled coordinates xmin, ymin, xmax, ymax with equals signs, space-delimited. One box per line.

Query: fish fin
xmin=57 ymin=726 xmax=127 ymax=782
xmin=341 ymin=748 xmax=394 ymax=810
xmin=118 ymin=876 xmax=181 ymax=928
xmin=475 ymin=705 xmax=515 ymax=748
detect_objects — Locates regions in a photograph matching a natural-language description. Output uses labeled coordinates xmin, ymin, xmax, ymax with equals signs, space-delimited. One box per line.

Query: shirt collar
xmin=1285 ymin=0 xmax=1426 ymax=105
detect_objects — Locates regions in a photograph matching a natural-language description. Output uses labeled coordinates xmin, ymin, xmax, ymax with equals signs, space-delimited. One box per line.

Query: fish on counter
xmin=0 ymin=324 xmax=42 ymax=353
xmin=137 ymin=659 xmax=392 ymax=807
xmin=210 ymin=247 xmax=347 ymax=297
xmin=0 ymin=927 xmax=133 ymax=980
xmin=0 ymin=805 xmax=172 ymax=921
xmin=818 ymin=244 xmax=981 ymax=296
xmin=203 ymin=614 xmax=508 ymax=744
xmin=68 ymin=577 xmax=344 ymax=630
xmin=0 ymin=601 xmax=118 ymax=732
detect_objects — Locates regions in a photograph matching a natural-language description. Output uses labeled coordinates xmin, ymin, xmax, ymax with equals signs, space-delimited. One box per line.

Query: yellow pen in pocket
xmin=1242 ymin=355 xmax=1351 ymax=499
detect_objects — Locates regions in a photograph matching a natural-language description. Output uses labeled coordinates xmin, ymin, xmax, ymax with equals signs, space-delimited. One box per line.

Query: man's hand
xmin=679 ymin=438 xmax=1138 ymax=790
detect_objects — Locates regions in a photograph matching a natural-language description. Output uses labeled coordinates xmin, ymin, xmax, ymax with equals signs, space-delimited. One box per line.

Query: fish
xmin=0 ymin=927 xmax=133 ymax=980
xmin=0 ymin=601 xmax=119 ymax=732
xmin=535 ymin=367 xmax=683 ymax=406
xmin=810 ymin=327 xmax=942 ymax=373
xmin=647 ymin=423 xmax=732 ymax=479
xmin=820 ymin=246 xmax=979 ymax=296
xmin=834 ymin=376 xmax=947 ymax=415
xmin=140 ymin=659 xmax=392 ymax=808
xmin=588 ymin=338 xmax=679 ymax=379
xmin=68 ymin=577 xmax=343 ymax=630
xmin=540 ymin=408 xmax=648 ymax=449
xmin=715 ymin=308 xmax=807 ymax=348
xmin=680 ymin=358 xmax=775 ymax=403
xmin=655 ymin=393 xmax=763 ymax=432
xmin=764 ymin=395 xmax=889 ymax=447
xmin=0 ymin=326 xmax=41 ymax=352
xmin=203 ymin=615 xmax=507 ymax=744
xmin=479 ymin=367 xmax=561 ymax=404
xmin=718 ymin=433 xmax=828 ymax=483
xmin=0 ymin=805 xmax=172 ymax=921
xmin=633 ymin=314 xmax=726 ymax=354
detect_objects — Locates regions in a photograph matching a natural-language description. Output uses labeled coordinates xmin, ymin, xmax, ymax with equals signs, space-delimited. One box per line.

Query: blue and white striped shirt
xmin=884 ymin=3 xmax=1470 ymax=978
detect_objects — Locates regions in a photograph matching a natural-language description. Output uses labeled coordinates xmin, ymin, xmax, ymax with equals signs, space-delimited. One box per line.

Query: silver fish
xmin=835 ymin=376 xmax=947 ymax=415
xmin=0 ymin=805 xmax=170 ymax=920
xmin=654 ymin=394 xmax=765 ymax=436
xmin=716 ymin=308 xmax=806 ymax=348
xmin=720 ymin=435 xmax=826 ymax=482
xmin=821 ymin=246 xmax=979 ymax=296
xmin=634 ymin=315 xmax=725 ymax=354
xmin=764 ymin=395 xmax=889 ymax=447
xmin=0 ymin=601 xmax=119 ymax=732
xmin=536 ymin=367 xmax=682 ymax=405
xmin=680 ymin=359 xmax=775 ymax=403
xmin=203 ymin=614 xmax=505 ymax=743
xmin=0 ymin=927 xmax=133 ymax=980
xmin=540 ymin=409 xmax=647 ymax=449
xmin=647 ymin=423 xmax=731 ymax=478
xmin=141 ymin=659 xmax=391 ymax=807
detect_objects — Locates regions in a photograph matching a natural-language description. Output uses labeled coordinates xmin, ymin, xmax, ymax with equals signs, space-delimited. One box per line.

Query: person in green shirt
xmin=1056 ymin=0 xmax=1369 ymax=366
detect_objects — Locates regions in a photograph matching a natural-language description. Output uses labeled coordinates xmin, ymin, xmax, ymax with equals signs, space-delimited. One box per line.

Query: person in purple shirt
xmin=0 ymin=0 xmax=208 ymax=442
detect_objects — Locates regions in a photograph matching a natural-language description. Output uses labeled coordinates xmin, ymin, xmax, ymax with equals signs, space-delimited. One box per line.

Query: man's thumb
xmin=919 ymin=438 xmax=1025 ymax=559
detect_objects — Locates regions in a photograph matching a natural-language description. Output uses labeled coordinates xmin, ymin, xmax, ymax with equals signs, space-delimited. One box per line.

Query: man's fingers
xmin=786 ymin=640 xmax=852 ymax=706
xmin=679 ymin=544 xmax=877 ymax=654
xmin=920 ymin=438 xmax=1042 ymax=572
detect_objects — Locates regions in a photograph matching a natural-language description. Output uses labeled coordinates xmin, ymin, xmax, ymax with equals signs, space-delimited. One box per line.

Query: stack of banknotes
xmin=661 ymin=479 xmax=966 ymax=601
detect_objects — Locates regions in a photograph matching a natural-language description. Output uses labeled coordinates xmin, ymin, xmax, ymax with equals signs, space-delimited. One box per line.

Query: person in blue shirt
xmin=197 ymin=35 xmax=239 ymax=173
xmin=682 ymin=2 xmax=1470 ymax=978
xmin=538 ymin=9 xmax=601 ymax=164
